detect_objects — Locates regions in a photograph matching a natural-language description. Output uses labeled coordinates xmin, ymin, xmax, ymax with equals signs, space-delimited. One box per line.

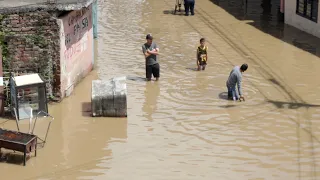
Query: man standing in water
xmin=142 ymin=34 xmax=160 ymax=81
xmin=226 ymin=64 xmax=248 ymax=101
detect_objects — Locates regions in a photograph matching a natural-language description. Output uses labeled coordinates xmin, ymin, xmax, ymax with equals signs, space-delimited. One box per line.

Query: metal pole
xmin=13 ymin=108 xmax=20 ymax=132
xmin=23 ymin=146 xmax=26 ymax=166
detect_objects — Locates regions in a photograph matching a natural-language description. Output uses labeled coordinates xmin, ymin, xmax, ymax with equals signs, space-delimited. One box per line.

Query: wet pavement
xmin=1 ymin=0 xmax=320 ymax=179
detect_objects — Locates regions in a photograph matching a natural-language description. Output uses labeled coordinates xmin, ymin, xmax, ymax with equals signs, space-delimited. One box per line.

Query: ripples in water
xmin=94 ymin=0 xmax=320 ymax=179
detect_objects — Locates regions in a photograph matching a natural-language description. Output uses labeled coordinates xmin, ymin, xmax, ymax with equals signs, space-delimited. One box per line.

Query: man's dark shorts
xmin=198 ymin=60 xmax=207 ymax=66
xmin=146 ymin=63 xmax=160 ymax=79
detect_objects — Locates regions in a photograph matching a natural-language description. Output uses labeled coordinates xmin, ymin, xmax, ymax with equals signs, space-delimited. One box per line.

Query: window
xmin=296 ymin=0 xmax=319 ymax=22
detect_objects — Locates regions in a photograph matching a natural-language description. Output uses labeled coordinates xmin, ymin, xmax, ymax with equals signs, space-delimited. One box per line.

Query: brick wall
xmin=0 ymin=11 xmax=61 ymax=108
xmin=0 ymin=6 xmax=94 ymax=109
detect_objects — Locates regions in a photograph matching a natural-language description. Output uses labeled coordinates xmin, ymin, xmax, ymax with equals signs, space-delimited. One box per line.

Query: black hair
xmin=200 ymin=38 xmax=205 ymax=43
xmin=146 ymin=34 xmax=153 ymax=40
xmin=240 ymin=64 xmax=248 ymax=71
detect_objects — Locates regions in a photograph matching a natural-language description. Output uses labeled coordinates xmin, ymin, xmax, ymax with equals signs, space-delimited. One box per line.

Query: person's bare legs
xmin=197 ymin=65 xmax=201 ymax=71
xmin=202 ymin=65 xmax=206 ymax=70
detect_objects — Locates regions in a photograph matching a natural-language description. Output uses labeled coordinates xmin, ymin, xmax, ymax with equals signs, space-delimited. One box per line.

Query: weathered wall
xmin=92 ymin=0 xmax=98 ymax=68
xmin=285 ymin=1 xmax=320 ymax=38
xmin=58 ymin=5 xmax=93 ymax=98
xmin=0 ymin=12 xmax=60 ymax=107
xmin=0 ymin=47 xmax=4 ymax=115
xmin=92 ymin=0 xmax=98 ymax=39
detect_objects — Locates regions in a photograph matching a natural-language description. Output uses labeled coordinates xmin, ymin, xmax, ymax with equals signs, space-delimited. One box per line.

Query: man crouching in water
xmin=226 ymin=64 xmax=248 ymax=101
xmin=142 ymin=34 xmax=160 ymax=81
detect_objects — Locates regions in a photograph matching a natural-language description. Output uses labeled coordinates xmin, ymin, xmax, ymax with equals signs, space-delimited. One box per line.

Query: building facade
xmin=0 ymin=0 xmax=97 ymax=109
xmin=285 ymin=0 xmax=320 ymax=38
xmin=59 ymin=5 xmax=94 ymax=97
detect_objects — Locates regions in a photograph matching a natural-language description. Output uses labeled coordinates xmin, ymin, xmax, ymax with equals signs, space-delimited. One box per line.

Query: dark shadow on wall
xmin=208 ymin=0 xmax=320 ymax=57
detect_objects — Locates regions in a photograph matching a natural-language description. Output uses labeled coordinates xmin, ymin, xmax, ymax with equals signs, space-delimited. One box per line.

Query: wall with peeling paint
xmin=58 ymin=5 xmax=94 ymax=98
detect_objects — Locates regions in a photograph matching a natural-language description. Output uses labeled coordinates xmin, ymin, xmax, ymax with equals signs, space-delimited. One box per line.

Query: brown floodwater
xmin=1 ymin=0 xmax=320 ymax=179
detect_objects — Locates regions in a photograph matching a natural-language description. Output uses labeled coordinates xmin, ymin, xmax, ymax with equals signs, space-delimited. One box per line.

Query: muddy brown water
xmin=1 ymin=0 xmax=320 ymax=179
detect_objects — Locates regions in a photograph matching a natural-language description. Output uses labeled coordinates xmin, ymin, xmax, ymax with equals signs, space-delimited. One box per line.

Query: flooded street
xmin=1 ymin=0 xmax=320 ymax=179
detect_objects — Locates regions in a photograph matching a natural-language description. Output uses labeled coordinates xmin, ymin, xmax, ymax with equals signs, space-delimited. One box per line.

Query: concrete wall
xmin=92 ymin=0 xmax=98 ymax=67
xmin=92 ymin=0 xmax=98 ymax=39
xmin=285 ymin=1 xmax=320 ymax=38
xmin=58 ymin=5 xmax=93 ymax=98
xmin=0 ymin=47 xmax=3 ymax=115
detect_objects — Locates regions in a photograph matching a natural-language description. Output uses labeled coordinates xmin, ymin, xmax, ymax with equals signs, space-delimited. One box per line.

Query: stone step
xmin=91 ymin=78 xmax=127 ymax=117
